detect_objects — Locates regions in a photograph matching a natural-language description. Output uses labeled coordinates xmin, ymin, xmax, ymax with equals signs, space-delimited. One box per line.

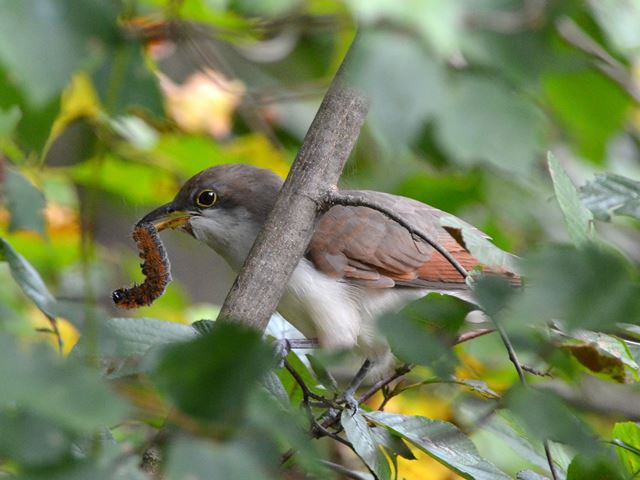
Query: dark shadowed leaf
xmin=342 ymin=411 xmax=392 ymax=480
xmin=165 ymin=437 xmax=272 ymax=480
xmin=2 ymin=169 xmax=46 ymax=235
xmin=0 ymin=236 xmax=57 ymax=318
xmin=580 ymin=172 xmax=640 ymax=221
xmin=547 ymin=152 xmax=594 ymax=246
xmin=366 ymin=411 xmax=510 ymax=479
xmin=153 ymin=321 xmax=274 ymax=423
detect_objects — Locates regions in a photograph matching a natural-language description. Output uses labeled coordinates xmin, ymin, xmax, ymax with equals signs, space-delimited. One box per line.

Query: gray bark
xmin=217 ymin=35 xmax=369 ymax=330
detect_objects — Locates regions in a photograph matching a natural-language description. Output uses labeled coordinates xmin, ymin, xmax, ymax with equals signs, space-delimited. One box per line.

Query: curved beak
xmin=137 ymin=202 xmax=192 ymax=231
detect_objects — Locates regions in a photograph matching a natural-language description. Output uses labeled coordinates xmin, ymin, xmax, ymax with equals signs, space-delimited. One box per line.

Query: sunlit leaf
xmin=0 ymin=236 xmax=57 ymax=318
xmin=342 ymin=411 xmax=392 ymax=480
xmin=543 ymin=72 xmax=629 ymax=163
xmin=580 ymin=172 xmax=640 ymax=221
xmin=612 ymin=422 xmax=640 ymax=477
xmin=588 ymin=0 xmax=640 ymax=56
xmin=547 ymin=152 xmax=594 ymax=246
xmin=566 ymin=453 xmax=625 ymax=480
xmin=366 ymin=411 xmax=510 ymax=479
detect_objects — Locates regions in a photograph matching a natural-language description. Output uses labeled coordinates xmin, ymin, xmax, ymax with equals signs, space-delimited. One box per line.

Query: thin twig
xmin=358 ymin=364 xmax=413 ymax=405
xmin=556 ymin=17 xmax=640 ymax=104
xmin=453 ymin=328 xmax=495 ymax=345
xmin=321 ymin=460 xmax=373 ymax=480
xmin=283 ymin=359 xmax=335 ymax=406
xmin=325 ymin=191 xmax=469 ymax=279
xmin=493 ymin=316 xmax=558 ymax=480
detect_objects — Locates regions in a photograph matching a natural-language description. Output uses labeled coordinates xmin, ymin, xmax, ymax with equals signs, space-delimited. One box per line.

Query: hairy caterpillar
xmin=112 ymin=222 xmax=172 ymax=309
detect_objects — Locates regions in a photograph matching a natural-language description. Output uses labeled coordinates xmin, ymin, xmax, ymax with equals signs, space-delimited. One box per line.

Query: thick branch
xmin=217 ymin=34 xmax=369 ymax=329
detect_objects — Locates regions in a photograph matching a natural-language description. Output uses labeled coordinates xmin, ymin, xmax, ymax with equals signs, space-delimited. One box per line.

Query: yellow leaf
xmin=48 ymin=73 xmax=101 ymax=142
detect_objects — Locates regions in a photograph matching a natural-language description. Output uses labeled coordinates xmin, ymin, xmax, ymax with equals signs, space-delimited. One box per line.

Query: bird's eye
xmin=196 ymin=189 xmax=217 ymax=208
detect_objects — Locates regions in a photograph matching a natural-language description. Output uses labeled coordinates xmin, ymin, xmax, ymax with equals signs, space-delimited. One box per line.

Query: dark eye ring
xmin=196 ymin=189 xmax=217 ymax=208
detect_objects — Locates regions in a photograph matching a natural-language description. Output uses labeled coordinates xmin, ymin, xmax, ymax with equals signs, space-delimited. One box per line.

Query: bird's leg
xmin=274 ymin=338 xmax=320 ymax=367
xmin=337 ymin=359 xmax=372 ymax=413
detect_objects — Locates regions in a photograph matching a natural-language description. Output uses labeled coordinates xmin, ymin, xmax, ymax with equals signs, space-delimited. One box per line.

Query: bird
xmin=138 ymin=163 xmax=518 ymax=378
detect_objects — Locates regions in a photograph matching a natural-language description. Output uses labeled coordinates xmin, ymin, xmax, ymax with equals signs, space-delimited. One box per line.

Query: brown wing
xmin=307 ymin=191 xmax=515 ymax=290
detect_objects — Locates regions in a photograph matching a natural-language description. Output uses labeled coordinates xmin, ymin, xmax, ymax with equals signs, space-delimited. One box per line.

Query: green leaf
xmin=352 ymin=30 xmax=446 ymax=146
xmin=512 ymin=244 xmax=640 ymax=331
xmin=92 ymin=44 xmax=163 ymax=116
xmin=484 ymin=412 xmax=554 ymax=473
xmin=516 ymin=471 xmax=549 ymax=480
xmin=165 ymin=437 xmax=272 ymax=480
xmin=543 ymin=71 xmax=629 ymax=163
xmin=436 ymin=76 xmax=544 ymax=174
xmin=0 ymin=335 xmax=127 ymax=433
xmin=342 ymin=411 xmax=392 ymax=480
xmin=3 ymin=169 xmax=46 ymax=235
xmin=0 ymin=0 xmax=119 ymax=106
xmin=580 ymin=172 xmax=640 ymax=221
xmin=612 ymin=422 xmax=640 ymax=477
xmin=306 ymin=354 xmax=339 ymax=393
xmin=0 ymin=409 xmax=73 ymax=467
xmin=0 ymin=236 xmax=57 ymax=318
xmin=366 ymin=411 xmax=510 ymax=479
xmin=547 ymin=152 xmax=594 ymax=246
xmin=567 ymin=454 xmax=625 ymax=480
xmin=440 ymin=215 xmax=521 ymax=274
xmin=557 ymin=330 xmax=639 ymax=383
xmin=379 ymin=310 xmax=457 ymax=376
xmin=506 ymin=386 xmax=597 ymax=454
xmin=153 ymin=321 xmax=274 ymax=423
xmin=0 ymin=105 xmax=21 ymax=137
xmin=71 ymin=317 xmax=197 ymax=378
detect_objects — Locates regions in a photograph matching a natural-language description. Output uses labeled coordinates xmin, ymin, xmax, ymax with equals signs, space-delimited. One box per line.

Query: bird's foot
xmin=336 ymin=393 xmax=359 ymax=415
xmin=274 ymin=339 xmax=292 ymax=368
xmin=273 ymin=338 xmax=320 ymax=367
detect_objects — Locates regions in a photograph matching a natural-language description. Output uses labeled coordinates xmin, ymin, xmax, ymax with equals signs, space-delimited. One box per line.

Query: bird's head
xmin=139 ymin=163 xmax=283 ymax=269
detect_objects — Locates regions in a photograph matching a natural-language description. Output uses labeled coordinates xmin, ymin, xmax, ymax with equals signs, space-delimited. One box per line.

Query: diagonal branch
xmin=217 ymin=34 xmax=369 ymax=330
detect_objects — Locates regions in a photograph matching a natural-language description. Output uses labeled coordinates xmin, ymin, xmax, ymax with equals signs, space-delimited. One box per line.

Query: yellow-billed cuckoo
xmin=140 ymin=163 xmax=517 ymax=374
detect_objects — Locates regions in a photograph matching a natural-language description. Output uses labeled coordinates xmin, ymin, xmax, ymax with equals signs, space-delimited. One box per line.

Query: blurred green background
xmin=2 ymin=0 xmax=640 ymax=479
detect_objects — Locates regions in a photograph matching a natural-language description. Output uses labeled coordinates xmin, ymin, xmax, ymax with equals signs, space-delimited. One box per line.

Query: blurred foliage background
xmin=2 ymin=0 xmax=640 ymax=479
